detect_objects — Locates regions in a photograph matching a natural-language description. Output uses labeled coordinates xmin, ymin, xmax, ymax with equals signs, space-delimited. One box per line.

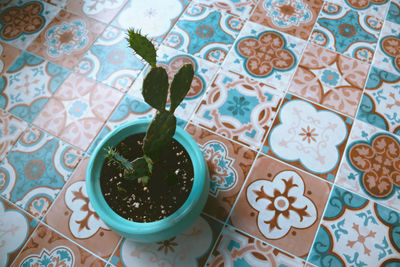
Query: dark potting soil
xmin=100 ymin=133 xmax=194 ymax=223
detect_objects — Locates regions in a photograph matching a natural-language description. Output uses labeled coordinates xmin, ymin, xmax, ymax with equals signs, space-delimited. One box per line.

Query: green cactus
xmin=105 ymin=29 xmax=194 ymax=186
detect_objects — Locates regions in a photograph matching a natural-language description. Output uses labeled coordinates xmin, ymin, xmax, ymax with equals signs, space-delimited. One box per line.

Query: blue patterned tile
xmin=223 ymin=21 xmax=306 ymax=90
xmin=311 ymin=1 xmax=383 ymax=63
xmin=163 ymin=3 xmax=244 ymax=64
xmin=308 ymin=186 xmax=400 ymax=267
xmin=374 ymin=21 xmax=400 ymax=75
xmin=75 ymin=26 xmax=145 ymax=92
xmin=193 ymin=0 xmax=257 ymax=18
xmin=0 ymin=52 xmax=70 ymax=123
xmin=0 ymin=127 xmax=82 ymax=218
xmin=387 ymin=0 xmax=400 ymax=25
xmin=330 ymin=0 xmax=390 ymax=17
xmin=0 ymin=0 xmax=59 ymax=50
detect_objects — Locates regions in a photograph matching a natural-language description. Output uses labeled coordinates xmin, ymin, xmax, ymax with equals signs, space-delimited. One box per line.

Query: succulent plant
xmin=105 ymin=29 xmax=194 ymax=185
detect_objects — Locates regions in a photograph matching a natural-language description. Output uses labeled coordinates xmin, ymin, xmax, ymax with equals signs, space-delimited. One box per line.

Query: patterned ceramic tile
xmin=112 ymin=0 xmax=188 ymax=42
xmin=330 ymin=0 xmax=391 ymax=17
xmin=0 ymin=0 xmax=59 ymax=50
xmin=206 ymin=225 xmax=306 ymax=266
xmin=110 ymin=215 xmax=222 ymax=267
xmin=27 ymin=10 xmax=106 ymax=70
xmin=0 ymin=109 xmax=27 ymax=161
xmin=250 ymin=0 xmax=324 ymax=40
xmin=0 ymin=127 xmax=82 ymax=218
xmin=229 ymin=154 xmax=331 ymax=258
xmin=164 ymin=3 xmax=245 ymax=65
xmin=129 ymin=45 xmax=219 ymax=121
xmin=193 ymin=0 xmax=257 ymax=18
xmin=65 ymin=0 xmax=127 ymax=24
xmin=75 ymin=26 xmax=144 ymax=93
xmin=34 ymin=73 xmax=123 ymax=151
xmin=13 ymin=224 xmax=107 ymax=266
xmin=193 ymin=70 xmax=282 ymax=150
xmin=288 ymin=43 xmax=370 ymax=117
xmin=264 ymin=95 xmax=352 ymax=181
xmin=387 ymin=0 xmax=400 ymax=25
xmin=374 ymin=20 xmax=400 ymax=75
xmin=0 ymin=197 xmax=37 ymax=267
xmin=43 ymin=0 xmax=68 ymax=8
xmin=310 ymin=1 xmax=383 ymax=63
xmin=357 ymin=66 xmax=400 ymax=136
xmin=45 ymin=158 xmax=121 ymax=260
xmin=0 ymin=52 xmax=70 ymax=123
xmin=223 ymin=21 xmax=306 ymax=90
xmin=308 ymin=186 xmax=400 ymax=267
xmin=186 ymin=123 xmax=257 ymax=222
xmin=336 ymin=120 xmax=400 ymax=212
xmin=0 ymin=41 xmax=21 ymax=75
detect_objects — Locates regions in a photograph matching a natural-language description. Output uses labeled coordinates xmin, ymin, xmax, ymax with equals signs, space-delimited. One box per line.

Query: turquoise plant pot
xmin=86 ymin=119 xmax=209 ymax=242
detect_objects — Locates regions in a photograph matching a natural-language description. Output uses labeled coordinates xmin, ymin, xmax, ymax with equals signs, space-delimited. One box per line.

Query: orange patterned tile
xmin=45 ymin=158 xmax=121 ymax=260
xmin=229 ymin=155 xmax=331 ymax=258
xmin=27 ymin=10 xmax=106 ymax=70
xmin=186 ymin=123 xmax=256 ymax=222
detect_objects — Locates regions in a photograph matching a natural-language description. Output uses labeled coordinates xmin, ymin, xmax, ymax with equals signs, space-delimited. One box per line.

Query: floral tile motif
xmin=0 ymin=197 xmax=37 ymax=267
xmin=336 ymin=120 xmax=400 ymax=212
xmin=387 ymin=0 xmax=400 ymax=25
xmin=329 ymin=0 xmax=390 ymax=17
xmin=250 ymin=0 xmax=324 ymax=40
xmin=310 ymin=1 xmax=383 ymax=63
xmin=34 ymin=73 xmax=123 ymax=151
xmin=0 ymin=109 xmax=27 ymax=161
xmin=229 ymin=155 xmax=331 ymax=258
xmin=0 ymin=127 xmax=82 ymax=218
xmin=357 ymin=66 xmax=400 ymax=136
xmin=13 ymin=224 xmax=107 ymax=266
xmin=0 ymin=52 xmax=70 ymax=123
xmin=308 ymin=186 xmax=400 ymax=267
xmin=45 ymin=158 xmax=121 ymax=260
xmin=193 ymin=70 xmax=282 ymax=150
xmin=0 ymin=41 xmax=21 ymax=75
xmin=129 ymin=45 xmax=219 ymax=121
xmin=112 ymin=0 xmax=188 ymax=42
xmin=0 ymin=1 xmax=59 ymax=50
xmin=163 ymin=3 xmax=244 ymax=65
xmin=186 ymin=124 xmax=257 ymax=222
xmin=288 ymin=43 xmax=370 ymax=117
xmin=206 ymin=225 xmax=305 ymax=266
xmin=75 ymin=26 xmax=144 ymax=93
xmin=193 ymin=0 xmax=257 ymax=18
xmin=65 ymin=0 xmax=127 ymax=24
xmin=374 ymin=21 xmax=400 ymax=75
xmin=264 ymin=95 xmax=352 ymax=180
xmin=110 ymin=215 xmax=222 ymax=267
xmin=223 ymin=21 xmax=306 ymax=90
xmin=27 ymin=10 xmax=106 ymax=70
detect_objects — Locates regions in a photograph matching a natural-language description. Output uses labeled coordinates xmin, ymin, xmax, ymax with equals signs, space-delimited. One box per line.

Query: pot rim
xmin=86 ymin=119 xmax=208 ymax=236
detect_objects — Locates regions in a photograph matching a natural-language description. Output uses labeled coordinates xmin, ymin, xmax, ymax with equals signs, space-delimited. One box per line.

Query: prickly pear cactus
xmin=106 ymin=29 xmax=194 ymax=185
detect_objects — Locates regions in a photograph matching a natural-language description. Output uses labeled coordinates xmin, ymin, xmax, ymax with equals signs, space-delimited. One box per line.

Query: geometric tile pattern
xmin=164 ymin=3 xmax=244 ymax=65
xmin=1 ymin=0 xmax=400 ymax=265
xmin=0 ymin=1 xmax=59 ymax=50
xmin=224 ymin=21 xmax=306 ymax=90
xmin=250 ymin=0 xmax=325 ymax=40
xmin=289 ymin=43 xmax=370 ymax=117
xmin=0 ymin=127 xmax=82 ymax=219
xmin=0 ymin=52 xmax=70 ymax=123
xmin=75 ymin=26 xmax=145 ymax=93
xmin=34 ymin=73 xmax=123 ymax=151
xmin=230 ymin=155 xmax=331 ymax=258
xmin=311 ymin=1 xmax=383 ymax=63
xmin=357 ymin=66 xmax=400 ymax=136
xmin=309 ymin=186 xmax=400 ymax=267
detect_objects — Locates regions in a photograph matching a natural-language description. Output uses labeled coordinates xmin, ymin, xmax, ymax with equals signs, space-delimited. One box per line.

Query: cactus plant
xmin=105 ymin=29 xmax=194 ymax=185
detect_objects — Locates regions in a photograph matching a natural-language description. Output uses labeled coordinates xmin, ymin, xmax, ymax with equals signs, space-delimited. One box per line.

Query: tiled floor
xmin=0 ymin=0 xmax=400 ymax=266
